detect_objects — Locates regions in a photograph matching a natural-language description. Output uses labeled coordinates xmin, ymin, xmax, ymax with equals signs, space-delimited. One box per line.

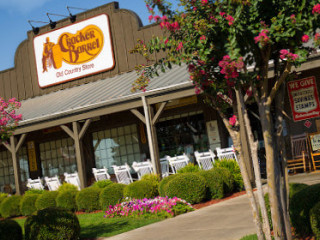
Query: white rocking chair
xmin=160 ymin=156 xmax=170 ymax=178
xmin=92 ymin=167 xmax=111 ymax=181
xmin=195 ymin=149 xmax=216 ymax=170
xmin=112 ymin=164 xmax=133 ymax=184
xmin=26 ymin=177 xmax=44 ymax=190
xmin=44 ymin=176 xmax=61 ymax=191
xmin=64 ymin=172 xmax=81 ymax=190
xmin=132 ymin=160 xmax=154 ymax=180
xmin=216 ymin=146 xmax=238 ymax=163
xmin=168 ymin=154 xmax=190 ymax=174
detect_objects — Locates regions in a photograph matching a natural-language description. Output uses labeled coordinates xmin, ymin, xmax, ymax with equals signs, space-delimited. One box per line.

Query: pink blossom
xmin=279 ymin=49 xmax=299 ymax=62
xmin=176 ymin=42 xmax=183 ymax=51
xmin=200 ymin=35 xmax=206 ymax=41
xmin=225 ymin=15 xmax=234 ymax=25
xmin=188 ymin=64 xmax=195 ymax=72
xmin=193 ymin=7 xmax=197 ymax=11
xmin=201 ymin=0 xmax=208 ymax=5
xmin=153 ymin=15 xmax=161 ymax=21
xmin=219 ymin=12 xmax=225 ymax=17
xmin=164 ymin=38 xmax=169 ymax=45
xmin=301 ymin=34 xmax=310 ymax=43
xmin=229 ymin=115 xmax=237 ymax=126
xmin=290 ymin=14 xmax=296 ymax=23
xmin=148 ymin=15 xmax=153 ymax=22
xmin=314 ymin=33 xmax=320 ymax=45
xmin=254 ymin=29 xmax=271 ymax=47
xmin=312 ymin=4 xmax=320 ymax=14
xmin=218 ymin=55 xmax=244 ymax=79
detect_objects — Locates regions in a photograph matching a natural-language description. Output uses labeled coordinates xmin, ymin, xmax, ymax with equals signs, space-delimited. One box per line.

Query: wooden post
xmin=60 ymin=119 xmax=91 ymax=189
xmin=2 ymin=134 xmax=27 ymax=195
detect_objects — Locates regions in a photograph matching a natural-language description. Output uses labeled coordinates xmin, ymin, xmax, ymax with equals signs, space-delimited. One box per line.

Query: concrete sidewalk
xmin=101 ymin=173 xmax=320 ymax=240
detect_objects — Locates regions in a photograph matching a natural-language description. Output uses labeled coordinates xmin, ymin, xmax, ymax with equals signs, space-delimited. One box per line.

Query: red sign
xmin=287 ymin=76 xmax=320 ymax=122
xmin=304 ymin=120 xmax=312 ymax=128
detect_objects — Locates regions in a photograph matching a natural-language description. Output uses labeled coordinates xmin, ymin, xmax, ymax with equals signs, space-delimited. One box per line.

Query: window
xmin=0 ymin=147 xmax=28 ymax=193
xmin=93 ymin=124 xmax=140 ymax=173
xmin=40 ymin=138 xmax=76 ymax=177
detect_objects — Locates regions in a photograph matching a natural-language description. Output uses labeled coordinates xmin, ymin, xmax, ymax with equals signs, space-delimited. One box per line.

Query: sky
xmin=0 ymin=0 xmax=166 ymax=71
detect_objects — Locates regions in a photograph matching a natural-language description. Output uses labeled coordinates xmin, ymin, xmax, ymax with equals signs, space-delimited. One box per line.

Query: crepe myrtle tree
xmin=0 ymin=97 xmax=22 ymax=143
xmin=130 ymin=0 xmax=320 ymax=239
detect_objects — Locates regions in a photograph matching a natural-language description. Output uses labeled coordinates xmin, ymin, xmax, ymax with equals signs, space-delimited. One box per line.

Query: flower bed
xmin=104 ymin=196 xmax=194 ymax=219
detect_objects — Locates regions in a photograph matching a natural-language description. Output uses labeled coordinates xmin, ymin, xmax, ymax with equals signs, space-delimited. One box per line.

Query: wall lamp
xmin=28 ymin=20 xmax=48 ymax=34
xmin=46 ymin=13 xmax=57 ymax=29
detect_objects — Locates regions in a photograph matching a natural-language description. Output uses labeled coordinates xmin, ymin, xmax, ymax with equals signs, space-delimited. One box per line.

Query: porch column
xmin=131 ymin=97 xmax=166 ymax=175
xmin=60 ymin=119 xmax=92 ymax=189
xmin=3 ymin=134 xmax=27 ymax=195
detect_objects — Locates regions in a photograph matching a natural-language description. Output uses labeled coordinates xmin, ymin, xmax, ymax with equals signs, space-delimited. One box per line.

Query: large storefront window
xmin=0 ymin=147 xmax=29 ymax=193
xmin=93 ymin=124 xmax=140 ymax=174
xmin=157 ymin=111 xmax=209 ymax=158
xmin=40 ymin=138 xmax=77 ymax=177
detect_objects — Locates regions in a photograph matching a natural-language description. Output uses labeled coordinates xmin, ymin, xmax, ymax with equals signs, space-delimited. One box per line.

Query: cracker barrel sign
xmin=287 ymin=76 xmax=320 ymax=122
xmin=33 ymin=14 xmax=114 ymax=88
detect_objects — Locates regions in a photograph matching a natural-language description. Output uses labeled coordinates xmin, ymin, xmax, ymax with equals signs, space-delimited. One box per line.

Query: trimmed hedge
xmin=213 ymin=167 xmax=234 ymax=194
xmin=0 ymin=193 xmax=8 ymax=217
xmin=214 ymin=159 xmax=243 ymax=191
xmin=165 ymin=173 xmax=206 ymax=204
xmin=177 ymin=163 xmax=200 ymax=174
xmin=197 ymin=170 xmax=224 ymax=200
xmin=310 ymin=201 xmax=320 ymax=240
xmin=35 ymin=191 xmax=58 ymax=210
xmin=24 ymin=189 xmax=44 ymax=195
xmin=58 ymin=183 xmax=79 ymax=193
xmin=100 ymin=183 xmax=126 ymax=209
xmin=124 ymin=180 xmax=158 ymax=199
xmin=56 ymin=190 xmax=77 ymax=211
xmin=91 ymin=179 xmax=113 ymax=189
xmin=0 ymin=195 xmax=22 ymax=218
xmin=0 ymin=219 xmax=23 ymax=240
xmin=24 ymin=207 xmax=80 ymax=240
xmin=20 ymin=194 xmax=39 ymax=216
xmin=76 ymin=187 xmax=101 ymax=212
xmin=158 ymin=174 xmax=179 ymax=197
xmin=289 ymin=183 xmax=308 ymax=200
xmin=290 ymin=183 xmax=320 ymax=236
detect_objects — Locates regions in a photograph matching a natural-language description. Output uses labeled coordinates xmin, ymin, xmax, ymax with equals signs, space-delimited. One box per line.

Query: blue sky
xmin=0 ymin=0 xmax=166 ymax=71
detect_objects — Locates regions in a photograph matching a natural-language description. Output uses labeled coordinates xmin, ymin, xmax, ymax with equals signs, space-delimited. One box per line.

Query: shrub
xmin=310 ymin=201 xmax=320 ymax=240
xmin=214 ymin=159 xmax=242 ymax=191
xmin=20 ymin=194 xmax=39 ymax=216
xmin=0 ymin=195 xmax=22 ymax=218
xmin=213 ymin=167 xmax=234 ymax=194
xmin=124 ymin=180 xmax=158 ymax=199
xmin=197 ymin=170 xmax=224 ymax=200
xmin=58 ymin=182 xmax=79 ymax=192
xmin=158 ymin=174 xmax=179 ymax=197
xmin=35 ymin=191 xmax=58 ymax=210
xmin=91 ymin=179 xmax=113 ymax=189
xmin=177 ymin=163 xmax=200 ymax=174
xmin=289 ymin=183 xmax=308 ymax=200
xmin=0 ymin=193 xmax=8 ymax=204
xmin=24 ymin=207 xmax=80 ymax=240
xmin=56 ymin=190 xmax=77 ymax=211
xmin=290 ymin=184 xmax=320 ymax=236
xmin=165 ymin=173 xmax=206 ymax=204
xmin=76 ymin=187 xmax=101 ymax=212
xmin=0 ymin=219 xmax=23 ymax=240
xmin=141 ymin=174 xmax=160 ymax=197
xmin=24 ymin=189 xmax=45 ymax=195
xmin=100 ymin=183 xmax=126 ymax=210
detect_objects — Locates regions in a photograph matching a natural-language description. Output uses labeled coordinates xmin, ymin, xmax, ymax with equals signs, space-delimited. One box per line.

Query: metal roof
xmin=17 ymin=65 xmax=192 ymax=126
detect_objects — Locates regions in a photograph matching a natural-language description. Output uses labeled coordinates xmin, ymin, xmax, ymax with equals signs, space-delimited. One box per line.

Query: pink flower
xmin=200 ymin=35 xmax=206 ymax=41
xmin=312 ymin=4 xmax=320 ymax=14
xmin=219 ymin=12 xmax=225 ymax=17
xmin=279 ymin=49 xmax=299 ymax=62
xmin=153 ymin=15 xmax=161 ymax=21
xmin=229 ymin=115 xmax=237 ymax=126
xmin=148 ymin=15 xmax=153 ymax=22
xmin=290 ymin=14 xmax=296 ymax=23
xmin=164 ymin=38 xmax=169 ymax=45
xmin=218 ymin=55 xmax=244 ymax=79
xmin=254 ymin=29 xmax=270 ymax=47
xmin=225 ymin=15 xmax=234 ymax=25
xmin=314 ymin=33 xmax=320 ymax=45
xmin=301 ymin=34 xmax=310 ymax=43
xmin=201 ymin=0 xmax=208 ymax=5
xmin=176 ymin=42 xmax=183 ymax=51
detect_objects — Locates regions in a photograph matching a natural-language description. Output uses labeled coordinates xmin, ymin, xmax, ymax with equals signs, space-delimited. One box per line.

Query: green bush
xmin=0 ymin=193 xmax=8 ymax=204
xmin=24 ymin=189 xmax=45 ymax=195
xmin=56 ymin=190 xmax=77 ymax=211
xmin=214 ymin=167 xmax=234 ymax=194
xmin=100 ymin=183 xmax=126 ymax=209
xmin=0 ymin=195 xmax=22 ymax=218
xmin=290 ymin=183 xmax=320 ymax=236
xmin=158 ymin=174 xmax=179 ymax=197
xmin=35 ymin=191 xmax=58 ymax=210
xmin=214 ymin=159 xmax=243 ymax=191
xmin=165 ymin=173 xmax=206 ymax=204
xmin=91 ymin=179 xmax=113 ymax=189
xmin=58 ymin=183 xmax=79 ymax=192
xmin=20 ymin=194 xmax=39 ymax=216
xmin=124 ymin=180 xmax=158 ymax=199
xmin=177 ymin=163 xmax=200 ymax=174
xmin=0 ymin=219 xmax=23 ymax=240
xmin=76 ymin=187 xmax=101 ymax=212
xmin=141 ymin=174 xmax=160 ymax=197
xmin=24 ymin=207 xmax=80 ymax=240
xmin=196 ymin=170 xmax=224 ymax=199
xmin=310 ymin=201 xmax=320 ymax=240
xmin=289 ymin=182 xmax=308 ymax=200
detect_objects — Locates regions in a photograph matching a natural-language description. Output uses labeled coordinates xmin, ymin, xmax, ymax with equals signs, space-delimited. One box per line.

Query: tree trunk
xmin=237 ymin=89 xmax=272 ymax=240
xmin=258 ymin=102 xmax=286 ymax=240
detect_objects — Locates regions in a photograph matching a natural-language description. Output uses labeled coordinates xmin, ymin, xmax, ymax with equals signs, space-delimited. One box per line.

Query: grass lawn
xmin=14 ymin=211 xmax=164 ymax=239
xmin=239 ymin=234 xmax=258 ymax=240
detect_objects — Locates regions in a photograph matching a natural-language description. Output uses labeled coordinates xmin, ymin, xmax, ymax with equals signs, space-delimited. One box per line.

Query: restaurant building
xmin=0 ymin=2 xmax=320 ymax=195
